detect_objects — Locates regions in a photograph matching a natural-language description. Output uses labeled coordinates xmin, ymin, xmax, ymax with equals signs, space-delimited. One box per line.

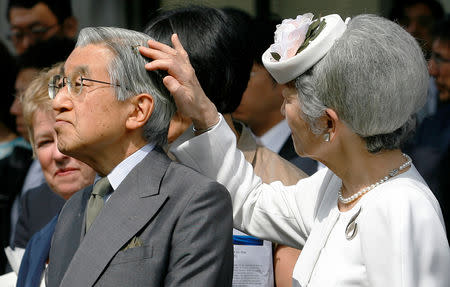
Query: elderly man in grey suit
xmin=45 ymin=27 xmax=233 ymax=287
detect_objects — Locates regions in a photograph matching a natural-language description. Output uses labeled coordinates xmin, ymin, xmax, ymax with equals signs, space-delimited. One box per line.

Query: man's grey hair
xmin=295 ymin=14 xmax=428 ymax=153
xmin=76 ymin=27 xmax=175 ymax=146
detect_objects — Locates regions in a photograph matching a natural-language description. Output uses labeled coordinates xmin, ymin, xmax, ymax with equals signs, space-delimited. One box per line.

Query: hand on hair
xmin=139 ymin=34 xmax=219 ymax=131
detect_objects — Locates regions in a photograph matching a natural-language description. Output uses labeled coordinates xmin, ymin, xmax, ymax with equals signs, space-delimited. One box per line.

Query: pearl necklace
xmin=338 ymin=153 xmax=412 ymax=204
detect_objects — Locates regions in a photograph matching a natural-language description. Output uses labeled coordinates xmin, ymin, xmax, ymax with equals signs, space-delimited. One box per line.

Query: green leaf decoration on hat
xmin=271 ymin=52 xmax=281 ymax=61
xmin=296 ymin=16 xmax=327 ymax=54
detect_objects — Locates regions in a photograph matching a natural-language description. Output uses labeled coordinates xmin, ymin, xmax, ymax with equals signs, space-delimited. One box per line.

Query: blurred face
xmin=52 ymin=44 xmax=130 ymax=160
xmin=232 ymin=63 xmax=284 ymax=135
xmin=401 ymin=3 xmax=434 ymax=54
xmin=9 ymin=3 xmax=60 ymax=55
xmin=33 ymin=110 xmax=95 ymax=199
xmin=281 ymin=87 xmax=322 ymax=157
xmin=429 ymin=39 xmax=450 ymax=102
xmin=11 ymin=68 xmax=39 ymax=139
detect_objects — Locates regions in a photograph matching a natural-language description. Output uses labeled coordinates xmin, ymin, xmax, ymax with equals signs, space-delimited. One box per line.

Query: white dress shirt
xmin=101 ymin=143 xmax=154 ymax=202
xmin=255 ymin=120 xmax=291 ymax=154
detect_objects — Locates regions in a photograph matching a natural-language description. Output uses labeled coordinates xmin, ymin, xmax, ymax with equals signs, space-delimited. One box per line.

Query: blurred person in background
xmin=390 ymin=0 xmax=444 ymax=58
xmin=7 ymin=0 xmax=77 ymax=55
xmin=390 ymin=0 xmax=445 ymax=124
xmin=409 ymin=14 xmax=450 ymax=237
xmin=0 ymin=40 xmax=26 ymax=274
xmin=232 ymin=17 xmax=319 ymax=176
xmin=8 ymin=37 xmax=74 ymax=251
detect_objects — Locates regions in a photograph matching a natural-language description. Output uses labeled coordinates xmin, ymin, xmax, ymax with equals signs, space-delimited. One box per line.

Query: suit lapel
xmin=60 ymin=148 xmax=171 ymax=287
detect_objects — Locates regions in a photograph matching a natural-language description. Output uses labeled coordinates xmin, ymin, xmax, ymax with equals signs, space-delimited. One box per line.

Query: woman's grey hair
xmin=295 ymin=14 xmax=428 ymax=153
xmin=76 ymin=27 xmax=175 ymax=146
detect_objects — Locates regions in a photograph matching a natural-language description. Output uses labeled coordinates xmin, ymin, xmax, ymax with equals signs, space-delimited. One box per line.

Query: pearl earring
xmin=324 ymin=133 xmax=330 ymax=142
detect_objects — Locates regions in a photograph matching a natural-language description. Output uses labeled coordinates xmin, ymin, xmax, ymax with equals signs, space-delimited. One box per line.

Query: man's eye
xmin=31 ymin=26 xmax=47 ymax=33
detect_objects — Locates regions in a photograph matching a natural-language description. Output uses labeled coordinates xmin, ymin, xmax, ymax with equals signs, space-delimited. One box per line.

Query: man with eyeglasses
xmin=7 ymin=0 xmax=77 ymax=55
xmin=45 ymin=27 xmax=233 ymax=287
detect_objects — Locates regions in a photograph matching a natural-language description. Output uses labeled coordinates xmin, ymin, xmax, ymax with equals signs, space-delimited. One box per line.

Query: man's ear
xmin=61 ymin=17 xmax=78 ymax=39
xmin=126 ymin=93 xmax=154 ymax=130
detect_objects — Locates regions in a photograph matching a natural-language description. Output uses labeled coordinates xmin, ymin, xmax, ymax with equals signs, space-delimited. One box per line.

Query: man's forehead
xmin=9 ymin=3 xmax=57 ymax=26
xmin=433 ymin=39 xmax=450 ymax=56
xmin=405 ymin=3 xmax=432 ymax=18
xmin=63 ymin=45 xmax=112 ymax=75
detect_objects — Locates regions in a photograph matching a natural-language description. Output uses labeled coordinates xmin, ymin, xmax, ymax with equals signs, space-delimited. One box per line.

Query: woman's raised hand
xmin=139 ymin=34 xmax=219 ymax=131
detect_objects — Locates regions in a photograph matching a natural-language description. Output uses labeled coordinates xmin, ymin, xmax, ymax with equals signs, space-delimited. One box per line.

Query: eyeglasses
xmin=430 ymin=52 xmax=450 ymax=66
xmin=48 ymin=73 xmax=121 ymax=99
xmin=8 ymin=24 xmax=59 ymax=44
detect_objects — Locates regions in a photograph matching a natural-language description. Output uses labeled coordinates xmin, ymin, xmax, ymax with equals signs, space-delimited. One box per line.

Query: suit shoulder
xmin=167 ymin=161 xmax=221 ymax=184
xmin=164 ymin=161 xmax=229 ymax=197
xmin=24 ymin=183 xmax=65 ymax=205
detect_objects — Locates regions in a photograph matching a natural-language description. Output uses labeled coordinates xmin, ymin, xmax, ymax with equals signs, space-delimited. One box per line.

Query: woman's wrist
xmin=192 ymin=110 xmax=220 ymax=135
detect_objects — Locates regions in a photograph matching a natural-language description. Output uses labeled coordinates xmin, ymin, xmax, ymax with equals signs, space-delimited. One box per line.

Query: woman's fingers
xmin=162 ymin=76 xmax=183 ymax=97
xmin=139 ymin=34 xmax=219 ymax=131
xmin=147 ymin=38 xmax=176 ymax=54
xmin=140 ymin=47 xmax=171 ymax=63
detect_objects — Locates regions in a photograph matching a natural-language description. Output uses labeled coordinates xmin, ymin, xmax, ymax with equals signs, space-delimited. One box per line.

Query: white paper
xmin=0 ymin=271 xmax=17 ymax=287
xmin=4 ymin=247 xmax=25 ymax=274
xmin=232 ymin=229 xmax=274 ymax=287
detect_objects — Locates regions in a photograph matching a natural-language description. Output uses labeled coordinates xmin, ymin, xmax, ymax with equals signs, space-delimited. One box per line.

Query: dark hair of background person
xmin=250 ymin=17 xmax=281 ymax=66
xmin=389 ymin=0 xmax=445 ymax=22
xmin=17 ymin=36 xmax=74 ymax=71
xmin=144 ymin=6 xmax=254 ymax=114
xmin=7 ymin=0 xmax=73 ymax=23
xmin=432 ymin=13 xmax=450 ymax=42
xmin=0 ymin=42 xmax=18 ymax=132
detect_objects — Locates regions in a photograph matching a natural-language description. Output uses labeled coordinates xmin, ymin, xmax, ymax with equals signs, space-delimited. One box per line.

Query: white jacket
xmin=171 ymin=115 xmax=450 ymax=287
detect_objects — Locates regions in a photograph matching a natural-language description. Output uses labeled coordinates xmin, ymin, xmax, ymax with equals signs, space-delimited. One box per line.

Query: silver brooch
xmin=345 ymin=207 xmax=361 ymax=240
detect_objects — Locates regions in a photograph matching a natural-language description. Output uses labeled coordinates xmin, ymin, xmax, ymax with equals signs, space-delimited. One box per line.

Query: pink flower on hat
xmin=269 ymin=13 xmax=314 ymax=61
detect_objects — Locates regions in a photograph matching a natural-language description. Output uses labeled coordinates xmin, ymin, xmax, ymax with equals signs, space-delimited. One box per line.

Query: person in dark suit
xmin=17 ymin=215 xmax=58 ymax=287
xmin=231 ymin=17 xmax=318 ymax=175
xmin=46 ymin=26 xmax=233 ymax=287
xmin=14 ymin=184 xmax=64 ymax=249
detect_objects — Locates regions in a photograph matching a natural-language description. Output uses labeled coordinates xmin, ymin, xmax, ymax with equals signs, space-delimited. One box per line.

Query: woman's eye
xmin=36 ymin=140 xmax=53 ymax=148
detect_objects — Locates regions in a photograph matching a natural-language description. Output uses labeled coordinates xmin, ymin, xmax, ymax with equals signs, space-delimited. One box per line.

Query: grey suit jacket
xmin=47 ymin=148 xmax=233 ymax=287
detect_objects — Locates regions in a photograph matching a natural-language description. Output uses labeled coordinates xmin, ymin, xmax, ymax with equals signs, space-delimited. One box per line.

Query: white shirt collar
xmin=255 ymin=120 xmax=291 ymax=153
xmin=104 ymin=143 xmax=155 ymax=190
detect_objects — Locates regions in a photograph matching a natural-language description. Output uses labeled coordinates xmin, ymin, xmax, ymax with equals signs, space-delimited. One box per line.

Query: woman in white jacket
xmin=140 ymin=13 xmax=450 ymax=286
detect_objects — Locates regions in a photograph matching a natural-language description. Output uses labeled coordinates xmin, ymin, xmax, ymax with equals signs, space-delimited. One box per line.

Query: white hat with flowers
xmin=262 ymin=13 xmax=350 ymax=84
